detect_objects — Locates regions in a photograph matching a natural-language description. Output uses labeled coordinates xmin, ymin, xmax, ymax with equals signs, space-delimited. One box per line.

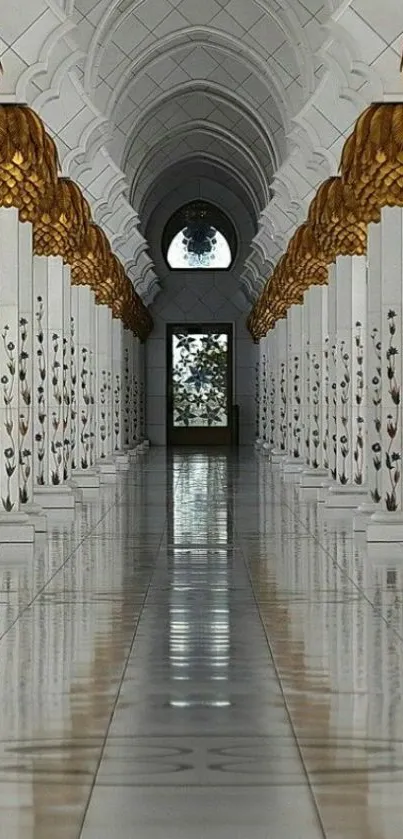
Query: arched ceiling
xmin=1 ymin=0 xmax=401 ymax=302
xmin=69 ymin=0 xmax=333 ymax=296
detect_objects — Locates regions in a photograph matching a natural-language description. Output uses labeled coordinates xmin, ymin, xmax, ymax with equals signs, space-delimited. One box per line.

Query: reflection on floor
xmin=0 ymin=449 xmax=403 ymax=837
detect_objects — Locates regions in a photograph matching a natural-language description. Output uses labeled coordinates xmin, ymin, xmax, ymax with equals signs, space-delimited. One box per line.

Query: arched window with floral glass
xmin=163 ymin=202 xmax=236 ymax=270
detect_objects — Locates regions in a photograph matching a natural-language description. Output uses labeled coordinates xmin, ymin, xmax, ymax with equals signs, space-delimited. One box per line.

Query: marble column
xmin=260 ymin=335 xmax=270 ymax=453
xmin=367 ymin=207 xmax=403 ymax=541
xmin=62 ymin=266 xmax=72 ymax=486
xmin=300 ymin=285 xmax=329 ymax=488
xmin=112 ymin=318 xmax=129 ymax=467
xmin=0 ymin=208 xmax=34 ymax=542
xmin=325 ymin=254 xmax=367 ymax=509
xmin=255 ymin=338 xmax=264 ymax=448
xmin=95 ymin=303 xmax=116 ymax=481
xmin=283 ymin=304 xmax=304 ymax=475
xmin=354 ymin=223 xmax=382 ymax=530
xmin=271 ymin=319 xmax=287 ymax=464
xmin=18 ymin=221 xmax=47 ymax=531
xmin=138 ymin=340 xmax=149 ymax=447
xmin=318 ymin=264 xmax=338 ymax=502
xmin=70 ymin=285 xmax=100 ymax=489
xmin=122 ymin=328 xmax=141 ymax=458
xmin=130 ymin=337 xmax=140 ymax=450
xmin=32 ymin=255 xmax=74 ymax=509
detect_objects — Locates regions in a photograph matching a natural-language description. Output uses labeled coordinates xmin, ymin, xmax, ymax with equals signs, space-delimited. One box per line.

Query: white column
xmin=62 ymin=266 xmax=72 ymax=484
xmin=278 ymin=319 xmax=288 ymax=457
xmin=0 ymin=208 xmax=34 ymax=542
xmin=283 ymin=304 xmax=304 ymax=474
xmin=301 ymin=285 xmax=329 ymax=487
xmin=327 ymin=265 xmax=338 ymax=490
xmin=18 ymin=222 xmax=47 ymax=531
xmin=325 ymin=254 xmax=367 ymax=508
xmin=95 ymin=303 xmax=116 ymax=480
xmin=267 ymin=331 xmax=276 ymax=455
xmin=130 ymin=337 xmax=139 ymax=449
xmin=368 ymin=207 xmax=403 ymax=541
xmin=32 ymin=255 xmax=74 ymax=509
xmin=355 ymin=225 xmax=382 ymax=529
xmin=300 ymin=294 xmax=310 ymax=472
xmin=70 ymin=285 xmax=100 ymax=489
xmin=112 ymin=317 xmax=130 ymax=466
xmin=122 ymin=329 xmax=131 ymax=451
xmin=259 ymin=336 xmax=270 ymax=452
xmin=271 ymin=320 xmax=287 ymax=463
xmin=138 ymin=340 xmax=148 ymax=446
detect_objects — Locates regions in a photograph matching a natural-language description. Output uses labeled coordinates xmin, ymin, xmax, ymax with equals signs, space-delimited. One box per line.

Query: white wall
xmin=146 ymin=271 xmax=257 ymax=446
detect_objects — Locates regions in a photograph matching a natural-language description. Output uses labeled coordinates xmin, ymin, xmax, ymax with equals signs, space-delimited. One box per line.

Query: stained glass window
xmin=167 ymin=227 xmax=232 ymax=269
xmin=172 ymin=332 xmax=229 ymax=427
xmin=163 ymin=201 xmax=236 ymax=270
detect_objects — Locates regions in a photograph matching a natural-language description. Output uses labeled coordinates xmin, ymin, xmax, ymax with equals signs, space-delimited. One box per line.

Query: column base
xmin=367 ymin=511 xmax=403 ymax=543
xmin=97 ymin=458 xmax=117 ymax=482
xmin=0 ymin=512 xmax=34 ymax=543
xmin=353 ymin=501 xmax=380 ymax=532
xmin=324 ymin=485 xmax=368 ymax=509
xmin=261 ymin=442 xmax=272 ymax=456
xmin=70 ymin=469 xmax=100 ymax=489
xmin=283 ymin=457 xmax=304 ymax=475
xmin=317 ymin=479 xmax=338 ymax=503
xmin=22 ymin=502 xmax=47 ymax=532
xmin=271 ymin=449 xmax=287 ymax=465
xmin=113 ymin=451 xmax=130 ymax=470
xmin=34 ymin=485 xmax=75 ymax=509
xmin=300 ymin=468 xmax=328 ymax=488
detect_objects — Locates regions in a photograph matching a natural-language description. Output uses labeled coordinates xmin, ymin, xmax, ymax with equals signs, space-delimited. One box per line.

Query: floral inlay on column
xmin=385 ymin=310 xmax=401 ymax=511
xmin=18 ymin=317 xmax=31 ymax=504
xmin=339 ymin=339 xmax=351 ymax=485
xmin=292 ymin=355 xmax=301 ymax=459
xmin=139 ymin=380 xmax=145 ymax=438
xmin=89 ymin=354 xmax=95 ymax=467
xmin=100 ymin=369 xmax=107 ymax=459
xmin=353 ymin=321 xmax=365 ymax=485
xmin=63 ymin=337 xmax=71 ymax=481
xmin=269 ymin=371 xmax=275 ymax=448
xmin=323 ymin=339 xmax=329 ymax=470
xmin=254 ymin=361 xmax=260 ymax=440
xmin=1 ymin=326 xmax=16 ymax=511
xmin=331 ymin=344 xmax=337 ymax=480
xmin=132 ymin=373 xmax=138 ymax=443
xmin=280 ymin=360 xmax=287 ymax=452
xmin=114 ymin=373 xmax=121 ymax=451
xmin=80 ymin=347 xmax=91 ymax=470
xmin=305 ymin=340 xmax=311 ymax=465
xmin=124 ymin=347 xmax=130 ymax=447
xmin=35 ymin=297 xmax=46 ymax=486
xmin=261 ymin=356 xmax=269 ymax=442
xmin=107 ymin=370 xmax=113 ymax=448
xmin=50 ymin=332 xmax=62 ymax=484
xmin=70 ymin=317 xmax=77 ymax=471
xmin=311 ymin=352 xmax=321 ymax=469
xmin=370 ymin=327 xmax=382 ymax=504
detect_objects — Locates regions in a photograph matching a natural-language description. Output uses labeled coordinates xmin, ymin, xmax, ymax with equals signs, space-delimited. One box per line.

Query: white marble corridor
xmin=0 ymin=448 xmax=402 ymax=837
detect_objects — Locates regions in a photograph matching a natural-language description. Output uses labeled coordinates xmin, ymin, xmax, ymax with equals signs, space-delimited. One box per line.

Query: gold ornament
xmin=0 ymin=105 xmax=59 ymax=220
xmin=33 ymin=177 xmax=91 ymax=260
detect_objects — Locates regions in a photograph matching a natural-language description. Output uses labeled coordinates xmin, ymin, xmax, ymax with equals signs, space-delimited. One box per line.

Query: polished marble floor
xmin=0 ymin=450 xmax=403 ymax=837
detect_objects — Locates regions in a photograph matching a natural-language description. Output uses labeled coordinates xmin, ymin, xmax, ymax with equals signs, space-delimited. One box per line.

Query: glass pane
xmin=172 ymin=332 xmax=229 ymax=427
xmin=167 ymin=228 xmax=232 ymax=269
